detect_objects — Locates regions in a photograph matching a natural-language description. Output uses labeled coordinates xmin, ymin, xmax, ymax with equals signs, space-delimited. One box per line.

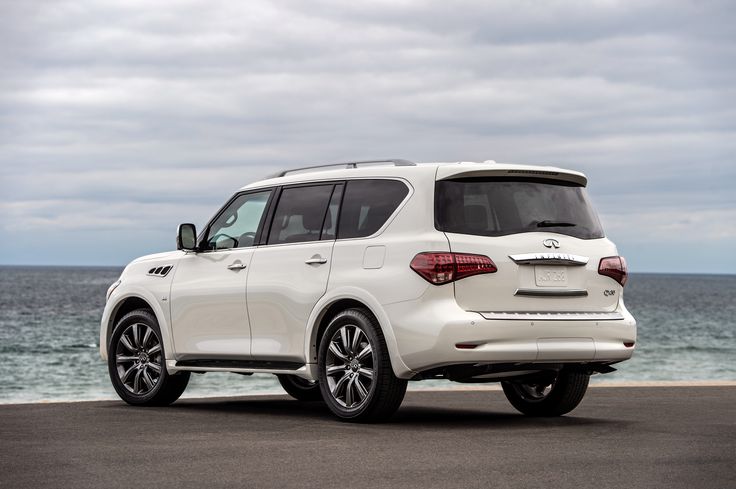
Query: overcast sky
xmin=1 ymin=0 xmax=734 ymax=273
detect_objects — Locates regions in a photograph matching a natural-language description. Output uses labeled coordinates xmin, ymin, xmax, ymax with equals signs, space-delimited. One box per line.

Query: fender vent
xmin=147 ymin=265 xmax=173 ymax=277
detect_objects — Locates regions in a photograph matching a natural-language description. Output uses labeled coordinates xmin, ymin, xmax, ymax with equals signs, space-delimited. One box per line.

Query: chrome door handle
xmin=304 ymin=256 xmax=328 ymax=265
xmin=227 ymin=262 xmax=247 ymax=270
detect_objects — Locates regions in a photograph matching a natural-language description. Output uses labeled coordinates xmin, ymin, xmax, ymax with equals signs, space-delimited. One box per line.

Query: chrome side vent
xmin=147 ymin=265 xmax=173 ymax=277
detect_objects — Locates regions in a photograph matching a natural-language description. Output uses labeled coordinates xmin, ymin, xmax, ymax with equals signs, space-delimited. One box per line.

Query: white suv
xmin=101 ymin=160 xmax=636 ymax=421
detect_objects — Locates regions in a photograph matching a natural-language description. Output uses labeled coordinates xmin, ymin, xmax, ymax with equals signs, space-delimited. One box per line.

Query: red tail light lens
xmin=410 ymin=252 xmax=497 ymax=285
xmin=598 ymin=256 xmax=628 ymax=286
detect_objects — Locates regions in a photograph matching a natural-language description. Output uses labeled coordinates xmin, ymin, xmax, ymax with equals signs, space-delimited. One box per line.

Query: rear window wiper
xmin=536 ymin=220 xmax=577 ymax=228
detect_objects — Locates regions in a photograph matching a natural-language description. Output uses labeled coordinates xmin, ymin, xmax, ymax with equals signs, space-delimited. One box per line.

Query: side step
xmin=175 ymin=359 xmax=303 ymax=370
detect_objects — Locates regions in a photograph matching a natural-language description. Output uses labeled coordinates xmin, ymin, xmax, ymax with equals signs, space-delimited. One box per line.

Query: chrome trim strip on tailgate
xmin=478 ymin=311 xmax=625 ymax=321
xmin=515 ymin=288 xmax=588 ymax=297
xmin=509 ymin=253 xmax=589 ymax=266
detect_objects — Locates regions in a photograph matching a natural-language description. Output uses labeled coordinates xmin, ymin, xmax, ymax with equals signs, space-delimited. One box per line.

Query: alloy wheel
xmin=324 ymin=324 xmax=374 ymax=409
xmin=114 ymin=323 xmax=163 ymax=395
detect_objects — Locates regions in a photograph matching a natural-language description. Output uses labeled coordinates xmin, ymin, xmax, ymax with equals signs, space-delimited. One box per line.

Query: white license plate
xmin=534 ymin=266 xmax=568 ymax=287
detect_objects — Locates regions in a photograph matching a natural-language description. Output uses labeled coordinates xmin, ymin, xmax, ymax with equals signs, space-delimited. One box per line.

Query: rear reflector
xmin=411 ymin=252 xmax=497 ymax=285
xmin=624 ymin=342 xmax=635 ymax=348
xmin=598 ymin=256 xmax=628 ymax=287
xmin=455 ymin=343 xmax=479 ymax=350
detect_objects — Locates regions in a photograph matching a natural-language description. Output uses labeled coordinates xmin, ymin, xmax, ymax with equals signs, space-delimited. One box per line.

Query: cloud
xmin=0 ymin=0 xmax=734 ymax=269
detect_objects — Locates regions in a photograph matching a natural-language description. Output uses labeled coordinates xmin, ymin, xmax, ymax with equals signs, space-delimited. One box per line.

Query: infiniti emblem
xmin=543 ymin=238 xmax=560 ymax=249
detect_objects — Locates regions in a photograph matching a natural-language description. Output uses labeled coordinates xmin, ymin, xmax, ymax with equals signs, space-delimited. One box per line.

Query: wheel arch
xmin=305 ymin=288 xmax=415 ymax=379
xmin=101 ymin=289 xmax=175 ymax=364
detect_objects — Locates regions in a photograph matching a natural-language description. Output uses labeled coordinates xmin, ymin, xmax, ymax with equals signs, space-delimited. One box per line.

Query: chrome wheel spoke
xmin=141 ymin=327 xmax=152 ymax=350
xmin=131 ymin=324 xmax=141 ymax=349
xmin=332 ymin=373 xmax=350 ymax=398
xmin=344 ymin=376 xmax=355 ymax=406
xmin=121 ymin=364 xmax=137 ymax=384
xmin=354 ymin=377 xmax=368 ymax=401
xmin=340 ymin=326 xmax=350 ymax=356
xmin=147 ymin=362 xmax=161 ymax=373
xmin=141 ymin=369 xmax=155 ymax=390
xmin=133 ymin=368 xmax=143 ymax=394
xmin=358 ymin=367 xmax=373 ymax=379
xmin=356 ymin=344 xmax=372 ymax=361
xmin=351 ymin=328 xmax=363 ymax=354
xmin=328 ymin=342 xmax=348 ymax=362
xmin=120 ymin=334 xmax=136 ymax=353
xmin=147 ymin=344 xmax=161 ymax=356
xmin=116 ymin=355 xmax=138 ymax=364
xmin=326 ymin=365 xmax=345 ymax=376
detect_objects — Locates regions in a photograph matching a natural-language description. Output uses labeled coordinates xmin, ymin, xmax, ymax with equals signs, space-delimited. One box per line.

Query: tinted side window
xmin=206 ymin=190 xmax=272 ymax=250
xmin=268 ymin=184 xmax=334 ymax=244
xmin=338 ymin=180 xmax=409 ymax=239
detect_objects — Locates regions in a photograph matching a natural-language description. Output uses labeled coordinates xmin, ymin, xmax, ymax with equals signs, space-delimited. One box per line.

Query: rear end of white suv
xmin=101 ymin=160 xmax=635 ymax=422
xmin=379 ymin=163 xmax=636 ymax=417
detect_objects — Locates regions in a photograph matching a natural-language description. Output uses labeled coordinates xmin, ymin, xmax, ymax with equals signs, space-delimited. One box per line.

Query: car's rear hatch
xmin=435 ymin=165 xmax=620 ymax=313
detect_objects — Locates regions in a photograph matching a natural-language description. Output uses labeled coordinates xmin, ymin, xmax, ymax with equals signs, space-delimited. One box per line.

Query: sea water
xmin=0 ymin=266 xmax=734 ymax=403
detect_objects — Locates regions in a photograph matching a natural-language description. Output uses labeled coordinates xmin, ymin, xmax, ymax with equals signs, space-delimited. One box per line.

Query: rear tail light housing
xmin=598 ymin=256 xmax=628 ymax=286
xmin=410 ymin=252 xmax=497 ymax=285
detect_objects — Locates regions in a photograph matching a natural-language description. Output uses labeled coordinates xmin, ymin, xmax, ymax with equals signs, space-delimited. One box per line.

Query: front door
xmin=247 ymin=183 xmax=342 ymax=363
xmin=170 ymin=189 xmax=273 ymax=360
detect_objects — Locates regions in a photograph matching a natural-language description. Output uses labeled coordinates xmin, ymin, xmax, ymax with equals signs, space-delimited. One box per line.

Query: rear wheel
xmin=501 ymin=370 xmax=589 ymax=416
xmin=277 ymin=375 xmax=322 ymax=401
xmin=318 ymin=308 xmax=407 ymax=422
xmin=108 ymin=309 xmax=190 ymax=406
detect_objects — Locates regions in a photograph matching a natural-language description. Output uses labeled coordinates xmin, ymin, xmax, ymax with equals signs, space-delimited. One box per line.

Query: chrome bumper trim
xmin=478 ymin=311 xmax=625 ymax=321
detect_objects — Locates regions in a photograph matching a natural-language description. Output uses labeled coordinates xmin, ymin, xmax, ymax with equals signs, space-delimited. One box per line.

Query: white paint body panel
xmin=100 ymin=161 xmax=637 ymax=382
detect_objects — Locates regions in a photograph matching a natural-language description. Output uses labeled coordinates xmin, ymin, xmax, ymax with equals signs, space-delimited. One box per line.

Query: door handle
xmin=304 ymin=256 xmax=328 ymax=265
xmin=227 ymin=262 xmax=247 ymax=270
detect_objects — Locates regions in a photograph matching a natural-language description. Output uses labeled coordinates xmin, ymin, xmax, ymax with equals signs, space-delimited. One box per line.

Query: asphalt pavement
xmin=1 ymin=386 xmax=734 ymax=489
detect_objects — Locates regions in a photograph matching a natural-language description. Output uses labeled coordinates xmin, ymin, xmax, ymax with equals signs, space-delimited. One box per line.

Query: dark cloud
xmin=0 ymin=0 xmax=734 ymax=271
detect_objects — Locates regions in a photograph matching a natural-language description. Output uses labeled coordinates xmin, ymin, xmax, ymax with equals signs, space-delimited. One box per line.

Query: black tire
xmin=501 ymin=369 xmax=590 ymax=417
xmin=318 ymin=308 xmax=407 ymax=422
xmin=277 ymin=374 xmax=322 ymax=401
xmin=108 ymin=309 xmax=190 ymax=406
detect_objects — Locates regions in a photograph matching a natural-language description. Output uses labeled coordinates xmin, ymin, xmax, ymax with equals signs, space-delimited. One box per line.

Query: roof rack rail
xmin=267 ymin=159 xmax=416 ymax=179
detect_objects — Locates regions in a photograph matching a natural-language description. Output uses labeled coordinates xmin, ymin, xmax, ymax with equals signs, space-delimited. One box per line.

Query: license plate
xmin=534 ymin=266 xmax=568 ymax=287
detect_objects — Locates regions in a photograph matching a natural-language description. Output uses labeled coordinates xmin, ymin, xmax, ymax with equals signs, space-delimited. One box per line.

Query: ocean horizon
xmin=1 ymin=266 xmax=734 ymax=404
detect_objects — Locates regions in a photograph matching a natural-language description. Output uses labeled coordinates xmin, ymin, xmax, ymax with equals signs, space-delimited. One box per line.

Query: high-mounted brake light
xmin=598 ymin=256 xmax=628 ymax=287
xmin=410 ymin=252 xmax=497 ymax=285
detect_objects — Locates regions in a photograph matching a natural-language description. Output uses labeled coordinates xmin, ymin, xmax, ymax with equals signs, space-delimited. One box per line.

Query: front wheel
xmin=501 ymin=370 xmax=590 ymax=417
xmin=108 ymin=309 xmax=190 ymax=406
xmin=318 ymin=308 xmax=407 ymax=422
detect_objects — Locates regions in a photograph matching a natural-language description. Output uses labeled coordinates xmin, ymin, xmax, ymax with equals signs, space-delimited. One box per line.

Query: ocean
xmin=0 ymin=266 xmax=734 ymax=403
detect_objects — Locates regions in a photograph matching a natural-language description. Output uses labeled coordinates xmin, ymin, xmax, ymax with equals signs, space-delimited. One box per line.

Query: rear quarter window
xmin=338 ymin=179 xmax=409 ymax=239
xmin=435 ymin=177 xmax=604 ymax=239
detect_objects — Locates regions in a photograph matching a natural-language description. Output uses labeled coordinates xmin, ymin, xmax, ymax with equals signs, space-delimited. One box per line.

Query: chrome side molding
xmin=509 ymin=253 xmax=589 ymax=266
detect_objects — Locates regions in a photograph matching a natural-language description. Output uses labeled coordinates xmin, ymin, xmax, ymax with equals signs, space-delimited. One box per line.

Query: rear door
xmin=246 ymin=182 xmax=342 ymax=363
xmin=435 ymin=174 xmax=620 ymax=313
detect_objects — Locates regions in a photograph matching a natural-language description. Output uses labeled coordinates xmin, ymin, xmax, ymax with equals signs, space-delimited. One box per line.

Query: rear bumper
xmin=384 ymin=296 xmax=636 ymax=378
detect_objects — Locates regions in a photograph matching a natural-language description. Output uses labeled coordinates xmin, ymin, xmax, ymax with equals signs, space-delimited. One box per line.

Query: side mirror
xmin=177 ymin=223 xmax=198 ymax=251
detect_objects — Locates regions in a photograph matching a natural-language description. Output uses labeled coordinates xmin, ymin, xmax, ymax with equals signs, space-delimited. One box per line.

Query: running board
xmin=175 ymin=359 xmax=303 ymax=370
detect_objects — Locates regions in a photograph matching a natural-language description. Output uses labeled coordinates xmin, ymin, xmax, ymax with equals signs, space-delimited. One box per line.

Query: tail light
xmin=598 ymin=256 xmax=628 ymax=286
xmin=410 ymin=252 xmax=497 ymax=285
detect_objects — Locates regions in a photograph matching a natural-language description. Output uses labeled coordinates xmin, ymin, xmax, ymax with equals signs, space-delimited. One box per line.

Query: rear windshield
xmin=435 ymin=177 xmax=604 ymax=239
